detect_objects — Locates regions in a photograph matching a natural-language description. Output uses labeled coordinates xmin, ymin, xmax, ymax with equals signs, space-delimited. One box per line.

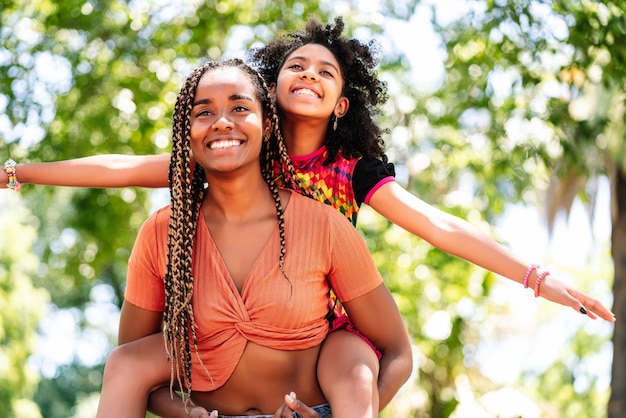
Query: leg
xmin=96 ymin=332 xmax=172 ymax=418
xmin=317 ymin=329 xmax=380 ymax=418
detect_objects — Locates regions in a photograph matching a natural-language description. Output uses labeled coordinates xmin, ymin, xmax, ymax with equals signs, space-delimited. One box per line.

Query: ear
xmin=334 ymin=96 xmax=349 ymax=119
xmin=267 ymin=85 xmax=278 ymax=107
xmin=268 ymin=83 xmax=277 ymax=100
xmin=263 ymin=118 xmax=272 ymax=137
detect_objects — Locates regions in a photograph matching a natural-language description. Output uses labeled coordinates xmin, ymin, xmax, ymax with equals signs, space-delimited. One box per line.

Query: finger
xmin=574 ymin=304 xmax=596 ymax=320
xmin=272 ymin=403 xmax=292 ymax=418
xmin=284 ymin=392 xmax=318 ymax=418
xmin=568 ymin=289 xmax=616 ymax=322
xmin=582 ymin=297 xmax=615 ymax=321
xmin=189 ymin=406 xmax=212 ymax=418
xmin=547 ymin=287 xmax=596 ymax=320
xmin=541 ymin=275 xmax=616 ymax=322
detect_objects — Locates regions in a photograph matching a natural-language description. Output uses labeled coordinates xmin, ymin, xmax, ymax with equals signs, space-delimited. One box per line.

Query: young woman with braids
xmin=95 ymin=58 xmax=412 ymax=418
xmin=3 ymin=15 xmax=616 ymax=416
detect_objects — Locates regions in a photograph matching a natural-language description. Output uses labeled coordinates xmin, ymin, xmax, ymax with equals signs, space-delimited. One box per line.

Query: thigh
xmin=317 ymin=330 xmax=379 ymax=417
xmin=319 ymin=329 xmax=380 ymax=371
xmin=114 ymin=331 xmax=172 ymax=391
xmin=98 ymin=332 xmax=173 ymax=417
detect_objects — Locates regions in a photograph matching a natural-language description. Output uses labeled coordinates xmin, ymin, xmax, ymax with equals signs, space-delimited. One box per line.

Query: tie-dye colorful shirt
xmin=273 ymin=146 xmax=395 ymax=226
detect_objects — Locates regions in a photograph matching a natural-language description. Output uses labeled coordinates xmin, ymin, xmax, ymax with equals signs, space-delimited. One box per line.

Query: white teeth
xmin=294 ymin=88 xmax=318 ymax=98
xmin=209 ymin=139 xmax=242 ymax=149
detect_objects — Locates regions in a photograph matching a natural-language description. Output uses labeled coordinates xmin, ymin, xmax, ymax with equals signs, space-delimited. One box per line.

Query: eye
xmin=287 ymin=63 xmax=303 ymax=71
xmin=194 ymin=108 xmax=213 ymax=117
xmin=320 ymin=70 xmax=333 ymax=77
xmin=233 ymin=105 xmax=250 ymax=113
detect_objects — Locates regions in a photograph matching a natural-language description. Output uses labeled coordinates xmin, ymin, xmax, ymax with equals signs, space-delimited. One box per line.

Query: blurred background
xmin=1 ymin=0 xmax=624 ymax=417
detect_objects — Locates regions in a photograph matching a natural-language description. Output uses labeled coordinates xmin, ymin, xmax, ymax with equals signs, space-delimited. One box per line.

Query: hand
xmin=189 ymin=405 xmax=217 ymax=418
xmin=538 ymin=273 xmax=615 ymax=322
xmin=273 ymin=392 xmax=319 ymax=418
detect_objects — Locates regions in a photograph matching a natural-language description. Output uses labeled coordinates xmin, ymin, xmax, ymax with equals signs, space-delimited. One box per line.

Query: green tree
xmin=0 ymin=193 xmax=49 ymax=418
xmin=3 ymin=0 xmax=620 ymax=416
xmin=382 ymin=0 xmax=622 ymax=416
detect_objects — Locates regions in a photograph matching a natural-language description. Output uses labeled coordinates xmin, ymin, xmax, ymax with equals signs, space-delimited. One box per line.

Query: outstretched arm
xmin=368 ymin=181 xmax=616 ymax=322
xmin=1 ymin=154 xmax=171 ymax=189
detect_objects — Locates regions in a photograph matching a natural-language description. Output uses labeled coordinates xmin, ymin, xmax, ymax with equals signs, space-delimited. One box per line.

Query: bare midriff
xmin=190 ymin=342 xmax=326 ymax=415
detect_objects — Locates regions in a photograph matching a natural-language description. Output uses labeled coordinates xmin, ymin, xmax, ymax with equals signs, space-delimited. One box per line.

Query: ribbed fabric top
xmin=124 ymin=191 xmax=383 ymax=390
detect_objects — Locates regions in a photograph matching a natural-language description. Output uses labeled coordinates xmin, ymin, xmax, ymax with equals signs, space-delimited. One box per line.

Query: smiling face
xmin=275 ymin=43 xmax=349 ymax=122
xmin=189 ymin=67 xmax=270 ymax=175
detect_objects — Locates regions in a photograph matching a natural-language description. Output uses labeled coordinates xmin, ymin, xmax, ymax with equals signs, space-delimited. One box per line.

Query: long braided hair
xmin=164 ymin=58 xmax=305 ymax=401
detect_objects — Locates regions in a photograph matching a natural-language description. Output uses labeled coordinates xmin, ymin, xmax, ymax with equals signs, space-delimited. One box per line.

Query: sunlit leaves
xmin=0 ymin=194 xmax=48 ymax=418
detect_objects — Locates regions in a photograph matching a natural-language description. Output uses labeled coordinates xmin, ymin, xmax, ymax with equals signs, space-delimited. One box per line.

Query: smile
xmin=208 ymin=139 xmax=244 ymax=149
xmin=292 ymin=88 xmax=320 ymax=98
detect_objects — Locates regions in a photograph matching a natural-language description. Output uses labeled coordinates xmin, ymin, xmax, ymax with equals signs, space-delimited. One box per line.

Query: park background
xmin=1 ymin=0 xmax=624 ymax=417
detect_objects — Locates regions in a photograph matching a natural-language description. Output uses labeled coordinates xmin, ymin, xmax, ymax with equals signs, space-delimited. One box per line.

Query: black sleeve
xmin=352 ymin=157 xmax=396 ymax=206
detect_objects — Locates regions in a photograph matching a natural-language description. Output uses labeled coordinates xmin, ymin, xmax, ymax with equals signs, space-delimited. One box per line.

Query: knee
xmin=345 ymin=361 xmax=378 ymax=391
xmin=102 ymin=344 xmax=140 ymax=382
xmin=330 ymin=362 xmax=378 ymax=411
xmin=323 ymin=355 xmax=378 ymax=397
xmin=319 ymin=332 xmax=380 ymax=384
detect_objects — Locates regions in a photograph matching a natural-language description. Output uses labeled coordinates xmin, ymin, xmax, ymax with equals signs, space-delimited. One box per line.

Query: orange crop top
xmin=124 ymin=191 xmax=383 ymax=391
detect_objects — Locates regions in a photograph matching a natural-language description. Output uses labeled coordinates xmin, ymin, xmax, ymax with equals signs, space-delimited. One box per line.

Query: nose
xmin=212 ymin=114 xmax=233 ymax=131
xmin=300 ymin=69 xmax=317 ymax=81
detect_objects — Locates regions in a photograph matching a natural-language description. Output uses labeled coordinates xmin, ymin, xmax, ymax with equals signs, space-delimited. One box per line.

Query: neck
xmin=280 ymin=114 xmax=328 ymax=156
xmin=202 ymin=172 xmax=273 ymax=222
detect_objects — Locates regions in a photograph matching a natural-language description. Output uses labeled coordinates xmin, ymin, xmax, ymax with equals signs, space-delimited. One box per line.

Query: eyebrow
xmin=193 ymin=94 xmax=255 ymax=107
xmin=286 ymin=55 xmax=340 ymax=73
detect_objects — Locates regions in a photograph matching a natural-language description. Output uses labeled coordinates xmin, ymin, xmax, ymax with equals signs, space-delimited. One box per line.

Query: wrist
xmin=522 ymin=264 xmax=538 ymax=288
xmin=523 ymin=264 xmax=550 ymax=297
xmin=3 ymin=159 xmax=21 ymax=191
xmin=533 ymin=270 xmax=550 ymax=297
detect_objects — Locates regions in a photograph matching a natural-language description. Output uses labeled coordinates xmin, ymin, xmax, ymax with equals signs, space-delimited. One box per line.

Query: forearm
xmin=427 ymin=212 xmax=533 ymax=284
xmin=8 ymin=154 xmax=170 ymax=188
xmin=370 ymin=182 xmax=535 ymax=287
xmin=147 ymin=386 xmax=189 ymax=418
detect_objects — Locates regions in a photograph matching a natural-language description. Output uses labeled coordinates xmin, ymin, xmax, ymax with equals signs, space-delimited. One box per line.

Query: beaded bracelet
xmin=534 ymin=270 xmax=550 ymax=298
xmin=523 ymin=264 xmax=539 ymax=289
xmin=3 ymin=159 xmax=21 ymax=192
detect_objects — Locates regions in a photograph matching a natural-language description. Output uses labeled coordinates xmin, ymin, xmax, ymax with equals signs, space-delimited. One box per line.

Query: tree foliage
xmin=0 ymin=194 xmax=48 ymax=418
xmin=379 ymin=0 xmax=622 ymax=416
xmin=1 ymin=0 xmax=622 ymax=417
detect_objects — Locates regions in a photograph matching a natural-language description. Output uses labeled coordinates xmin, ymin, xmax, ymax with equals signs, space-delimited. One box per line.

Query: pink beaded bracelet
xmin=534 ymin=270 xmax=550 ymax=298
xmin=3 ymin=159 xmax=21 ymax=192
xmin=523 ymin=264 xmax=538 ymax=289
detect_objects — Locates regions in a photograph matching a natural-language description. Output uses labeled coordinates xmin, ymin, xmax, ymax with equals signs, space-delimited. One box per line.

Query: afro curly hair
xmin=247 ymin=16 xmax=390 ymax=164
